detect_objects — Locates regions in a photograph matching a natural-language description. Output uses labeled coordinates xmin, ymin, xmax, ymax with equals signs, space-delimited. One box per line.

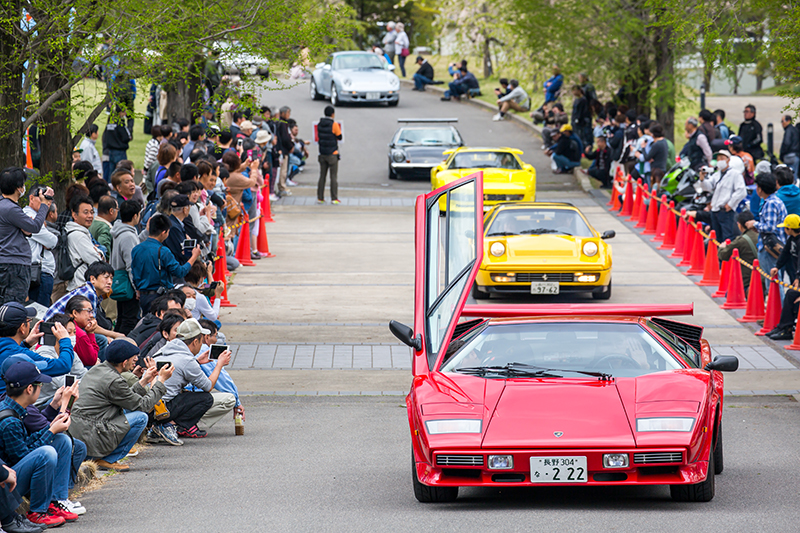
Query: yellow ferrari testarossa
xmin=431 ymin=147 xmax=536 ymax=212
xmin=473 ymin=202 xmax=615 ymax=300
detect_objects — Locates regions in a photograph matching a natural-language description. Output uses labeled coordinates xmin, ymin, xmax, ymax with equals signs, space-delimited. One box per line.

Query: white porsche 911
xmin=309 ymin=51 xmax=400 ymax=107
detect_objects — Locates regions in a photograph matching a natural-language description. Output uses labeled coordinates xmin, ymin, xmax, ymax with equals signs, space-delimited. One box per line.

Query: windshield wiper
xmin=454 ymin=362 xmax=612 ymax=381
xmin=487 ymin=231 xmax=518 ymax=236
xmin=519 ymin=228 xmax=571 ymax=235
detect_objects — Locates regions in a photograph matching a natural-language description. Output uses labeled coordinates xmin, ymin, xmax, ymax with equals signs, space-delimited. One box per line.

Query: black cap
xmin=170 ymin=194 xmax=191 ymax=208
xmin=0 ymin=302 xmax=37 ymax=329
xmin=4 ymin=361 xmax=52 ymax=389
xmin=105 ymin=339 xmax=141 ymax=364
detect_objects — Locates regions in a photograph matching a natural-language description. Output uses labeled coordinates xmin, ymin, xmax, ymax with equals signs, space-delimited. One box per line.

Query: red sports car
xmin=389 ymin=173 xmax=739 ymax=503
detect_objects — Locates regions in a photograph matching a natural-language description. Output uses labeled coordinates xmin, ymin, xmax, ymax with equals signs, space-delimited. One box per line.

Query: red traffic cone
xmin=642 ymin=192 xmax=660 ymax=235
xmin=712 ymin=240 xmax=732 ymax=298
xmin=685 ymin=227 xmax=706 ymax=276
xmin=634 ymin=185 xmax=649 ymax=228
xmin=738 ymin=259 xmax=766 ymax=322
xmin=256 ymin=214 xmax=275 ymax=257
xmin=607 ymin=166 xmax=623 ymax=206
xmin=678 ymin=220 xmax=696 ymax=267
xmin=721 ymin=249 xmax=747 ymax=309
xmin=234 ymin=218 xmax=256 ymax=267
xmin=756 ymin=280 xmax=783 ymax=335
xmin=260 ymin=186 xmax=275 ymax=223
xmin=671 ymin=209 xmax=688 ymax=257
xmin=610 ymin=184 xmax=623 ymax=212
xmin=651 ymin=195 xmax=669 ymax=242
xmin=619 ymin=179 xmax=634 ymax=217
xmin=783 ymin=307 xmax=800 ymax=350
xmin=627 ymin=179 xmax=643 ymax=222
xmin=213 ymin=238 xmax=236 ymax=308
xmin=696 ymin=230 xmax=720 ymax=285
xmin=658 ymin=202 xmax=678 ymax=250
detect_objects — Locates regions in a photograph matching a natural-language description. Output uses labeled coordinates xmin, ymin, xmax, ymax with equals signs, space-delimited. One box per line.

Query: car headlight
xmin=392 ymin=150 xmax=405 ymax=163
xmin=603 ymin=453 xmax=629 ymax=468
xmin=343 ymin=78 xmax=352 ymax=87
xmin=636 ymin=418 xmax=695 ymax=432
xmin=488 ymin=455 xmax=514 ymax=469
xmin=582 ymin=241 xmax=598 ymax=257
xmin=490 ymin=242 xmax=506 ymax=257
xmin=425 ymin=419 xmax=482 ymax=435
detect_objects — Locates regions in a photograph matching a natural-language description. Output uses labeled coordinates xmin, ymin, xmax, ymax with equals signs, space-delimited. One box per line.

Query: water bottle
xmin=234 ymin=414 xmax=244 ymax=436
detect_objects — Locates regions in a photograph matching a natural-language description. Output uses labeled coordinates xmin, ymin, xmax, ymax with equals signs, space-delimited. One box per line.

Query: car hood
xmin=335 ymin=69 xmax=397 ymax=89
xmin=398 ymin=146 xmax=455 ymax=165
xmin=438 ymin=169 xmax=531 ymax=185
xmin=481 ymin=379 xmax=635 ymax=448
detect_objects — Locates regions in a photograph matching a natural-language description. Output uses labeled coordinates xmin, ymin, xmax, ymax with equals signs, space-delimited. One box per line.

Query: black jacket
xmin=165 ymin=215 xmax=190 ymax=265
xmin=415 ymin=61 xmax=434 ymax=80
xmin=776 ymin=233 xmax=800 ymax=282
xmin=585 ymin=146 xmax=611 ymax=171
xmin=276 ymin=120 xmax=293 ymax=155
xmin=680 ymin=129 xmax=706 ymax=170
xmin=781 ymin=124 xmax=800 ymax=161
xmin=129 ymin=313 xmax=161 ymax=345
xmin=103 ymin=122 xmax=130 ymax=151
xmin=571 ymin=96 xmax=590 ymax=128
xmin=738 ymin=119 xmax=764 ymax=160
xmin=317 ymin=117 xmax=341 ymax=156
xmin=554 ymin=134 xmax=581 ymax=162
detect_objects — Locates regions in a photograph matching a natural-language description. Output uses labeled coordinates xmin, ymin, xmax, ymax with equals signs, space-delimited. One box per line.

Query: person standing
xmin=780 ymin=114 xmax=799 ymax=181
xmin=569 ymin=85 xmax=592 ymax=148
xmin=382 ymin=22 xmax=397 ymax=65
xmin=111 ymin=201 xmax=142 ymax=335
xmin=713 ymin=109 xmax=730 ymax=141
xmin=697 ymin=150 xmax=747 ymax=243
xmin=679 ymin=118 xmax=712 ymax=170
xmin=394 ymin=22 xmax=409 ymax=78
xmin=79 ymin=125 xmax=102 ymax=175
xmin=24 ymin=189 xmax=58 ymax=307
xmin=738 ymin=104 xmax=764 ymax=161
xmin=102 ymin=108 xmax=131 ymax=181
xmin=276 ymin=106 xmax=294 ymax=198
xmin=0 ymin=168 xmax=53 ymax=305
xmin=317 ymin=106 xmax=342 ymax=205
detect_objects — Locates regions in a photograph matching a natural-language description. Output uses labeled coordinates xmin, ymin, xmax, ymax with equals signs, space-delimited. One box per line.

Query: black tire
xmin=713 ymin=421 xmax=723 ymax=475
xmin=331 ymin=85 xmax=340 ymax=107
xmin=310 ymin=79 xmax=322 ymax=101
xmin=472 ymin=282 xmax=490 ymax=300
xmin=412 ymin=452 xmax=458 ymax=503
xmin=670 ymin=445 xmax=715 ymax=502
xmin=388 ymin=98 xmax=399 ymax=107
xmin=592 ymin=281 xmax=612 ymax=300
xmin=389 ymin=161 xmax=398 ymax=180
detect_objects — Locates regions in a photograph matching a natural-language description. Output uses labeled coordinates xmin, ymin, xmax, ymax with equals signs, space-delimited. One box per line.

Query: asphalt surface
xmin=70 ymin=395 xmax=800 ymax=532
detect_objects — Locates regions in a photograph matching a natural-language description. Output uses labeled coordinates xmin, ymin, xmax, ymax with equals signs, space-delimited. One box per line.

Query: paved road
xmin=70 ymin=395 xmax=800 ymax=532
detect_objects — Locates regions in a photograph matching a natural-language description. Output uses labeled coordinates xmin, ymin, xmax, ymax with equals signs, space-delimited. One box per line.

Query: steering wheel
xmin=594 ymin=354 xmax=640 ymax=370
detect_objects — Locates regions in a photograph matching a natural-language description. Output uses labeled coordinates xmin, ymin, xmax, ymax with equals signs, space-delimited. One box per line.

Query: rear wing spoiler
xmin=461 ymin=304 xmax=694 ymax=318
xmin=397 ymin=118 xmax=458 ymax=123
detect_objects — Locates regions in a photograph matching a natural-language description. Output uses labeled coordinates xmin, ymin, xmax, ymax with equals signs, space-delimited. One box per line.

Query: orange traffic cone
xmin=712 ymin=240 xmax=732 ymax=297
xmin=607 ymin=166 xmax=623 ymax=206
xmin=256 ymin=214 xmax=275 ymax=257
xmin=721 ymin=249 xmax=747 ymax=309
xmin=678 ymin=220 xmax=696 ymax=267
xmin=619 ymin=179 xmax=634 ymax=217
xmin=642 ymin=193 xmax=659 ymax=235
xmin=652 ymin=195 xmax=669 ymax=242
xmin=783 ymin=307 xmax=800 ymax=350
xmin=756 ymin=280 xmax=782 ymax=335
xmin=628 ymin=179 xmax=643 ymax=222
xmin=738 ymin=259 xmax=765 ymax=322
xmin=696 ymin=231 xmax=720 ymax=285
xmin=213 ymin=238 xmax=236 ymax=308
xmin=261 ymin=186 xmax=275 ymax=223
xmin=658 ymin=202 xmax=678 ymax=250
xmin=610 ymin=184 xmax=623 ymax=212
xmin=685 ymin=227 xmax=706 ymax=276
xmin=671 ymin=209 xmax=688 ymax=257
xmin=234 ymin=218 xmax=256 ymax=267
xmin=635 ymin=185 xmax=649 ymax=228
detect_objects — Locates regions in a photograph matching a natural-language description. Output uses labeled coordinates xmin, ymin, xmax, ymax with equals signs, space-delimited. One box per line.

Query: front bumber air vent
xmin=436 ymin=455 xmax=483 ymax=466
xmin=633 ymin=452 xmax=683 ymax=464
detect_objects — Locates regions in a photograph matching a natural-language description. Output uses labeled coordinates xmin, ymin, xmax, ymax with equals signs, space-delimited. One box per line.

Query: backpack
xmin=139 ymin=199 xmax=159 ymax=230
xmin=54 ymin=228 xmax=81 ymax=282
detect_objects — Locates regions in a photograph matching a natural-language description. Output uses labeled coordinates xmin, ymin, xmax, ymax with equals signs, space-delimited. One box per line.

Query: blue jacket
xmin=0 ymin=338 xmax=74 ymax=394
xmin=130 ymin=237 xmax=192 ymax=292
xmin=544 ymin=74 xmax=563 ymax=103
xmin=777 ymin=185 xmax=800 ymax=217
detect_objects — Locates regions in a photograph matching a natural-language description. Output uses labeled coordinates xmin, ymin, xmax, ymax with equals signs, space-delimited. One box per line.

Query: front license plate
xmin=530 ymin=282 xmax=559 ymax=295
xmin=530 ymin=456 xmax=587 ymax=483
xmin=366 ymin=92 xmax=380 ymax=100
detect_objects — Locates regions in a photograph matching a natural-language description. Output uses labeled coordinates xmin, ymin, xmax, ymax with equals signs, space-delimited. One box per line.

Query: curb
xmin=399 ymin=79 xmax=590 ymax=194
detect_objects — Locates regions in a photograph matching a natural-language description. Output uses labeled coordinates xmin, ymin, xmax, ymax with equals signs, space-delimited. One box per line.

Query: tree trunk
xmin=702 ymin=53 xmax=713 ymax=92
xmin=165 ymin=60 xmax=203 ymax=126
xmin=0 ymin=1 xmax=26 ymax=169
xmin=654 ymin=23 xmax=676 ymax=144
xmin=627 ymin=51 xmax=651 ymax=117
xmin=37 ymin=69 xmax=72 ymax=197
xmin=755 ymin=74 xmax=764 ymax=92
xmin=483 ymin=34 xmax=493 ymax=78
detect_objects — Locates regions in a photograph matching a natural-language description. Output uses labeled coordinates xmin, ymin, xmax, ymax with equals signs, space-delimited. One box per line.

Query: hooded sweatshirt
xmin=154 ymin=339 xmax=213 ymax=402
xmin=65 ymin=220 xmax=103 ymax=291
xmin=111 ymin=220 xmax=139 ymax=289
xmin=777 ymin=184 xmax=800 ymax=218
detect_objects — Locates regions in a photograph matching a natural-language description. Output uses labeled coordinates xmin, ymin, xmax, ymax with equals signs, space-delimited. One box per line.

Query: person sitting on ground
xmin=154 ymin=319 xmax=233 ymax=440
xmin=70 ymin=339 xmax=173 ymax=470
xmin=127 ymin=294 xmax=184 ymax=346
xmin=0 ymin=303 xmax=73 ymax=394
xmin=440 ymin=65 xmax=479 ymax=102
xmin=33 ymin=313 xmax=86 ymax=408
xmin=412 ymin=56 xmax=437 ymax=91
xmin=583 ymin=136 xmax=612 ymax=188
xmin=183 ymin=261 xmax=224 ymax=322
xmin=140 ymin=312 xmax=184 ymax=360
xmin=194 ymin=319 xmax=243 ymax=423
xmin=494 ymin=78 xmax=510 ymax=100
xmin=539 ymin=103 xmax=569 ymax=147
xmin=493 ymin=79 xmax=530 ymax=122
xmin=0 ymin=361 xmax=79 ymax=527
xmin=545 ymin=125 xmax=582 ymax=174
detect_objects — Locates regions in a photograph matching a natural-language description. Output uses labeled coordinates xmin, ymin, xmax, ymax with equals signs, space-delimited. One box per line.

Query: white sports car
xmin=309 ymin=51 xmax=400 ymax=107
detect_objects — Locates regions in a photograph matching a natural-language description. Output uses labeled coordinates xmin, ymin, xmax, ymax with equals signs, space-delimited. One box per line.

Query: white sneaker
xmin=59 ymin=499 xmax=86 ymax=515
xmin=286 ymin=178 xmax=298 ymax=186
xmin=269 ymin=194 xmax=279 ymax=201
xmin=492 ymin=113 xmax=502 ymax=121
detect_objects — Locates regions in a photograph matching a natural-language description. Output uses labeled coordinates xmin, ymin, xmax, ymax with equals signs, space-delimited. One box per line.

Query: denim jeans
xmin=14 ymin=433 xmax=72 ymax=512
xmin=98 ymin=412 xmax=147 ymax=464
xmin=413 ymin=73 xmax=434 ymax=90
xmin=70 ymin=438 xmax=87 ymax=490
xmin=28 ymin=272 xmax=54 ymax=307
xmin=109 ymin=149 xmax=127 ymax=174
xmin=552 ymin=154 xmax=581 ymax=171
xmin=784 ymin=153 xmax=799 ymax=182
xmin=710 ymin=209 xmax=740 ymax=244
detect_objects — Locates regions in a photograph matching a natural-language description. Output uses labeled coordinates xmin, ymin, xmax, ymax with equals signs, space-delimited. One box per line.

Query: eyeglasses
xmin=80 ymin=307 xmax=95 ymax=315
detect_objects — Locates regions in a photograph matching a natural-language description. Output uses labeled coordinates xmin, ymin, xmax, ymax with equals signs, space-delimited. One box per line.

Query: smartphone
xmin=41 ymin=332 xmax=57 ymax=347
xmin=65 ymin=375 xmax=75 ymax=387
xmin=65 ymin=395 xmax=76 ymax=414
xmin=40 ymin=322 xmax=54 ymax=335
xmin=156 ymin=361 xmax=170 ymax=371
xmin=247 ymin=149 xmax=254 ymax=160
xmin=182 ymin=239 xmax=196 ymax=250
xmin=209 ymin=345 xmax=228 ymax=360
xmin=237 ymin=138 xmax=244 ymax=149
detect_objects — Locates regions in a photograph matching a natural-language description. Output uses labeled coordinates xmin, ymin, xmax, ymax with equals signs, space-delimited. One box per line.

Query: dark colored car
xmin=388 ymin=119 xmax=463 ymax=180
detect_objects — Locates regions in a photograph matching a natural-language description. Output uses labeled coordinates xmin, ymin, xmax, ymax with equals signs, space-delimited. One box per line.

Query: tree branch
xmin=71 ymin=93 xmax=111 ymax=147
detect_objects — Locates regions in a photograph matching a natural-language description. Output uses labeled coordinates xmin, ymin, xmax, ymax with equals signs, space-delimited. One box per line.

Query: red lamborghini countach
xmin=389 ymin=173 xmax=739 ymax=503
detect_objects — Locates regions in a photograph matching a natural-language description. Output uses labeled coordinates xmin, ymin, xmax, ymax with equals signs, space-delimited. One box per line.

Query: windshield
xmin=396 ymin=128 xmax=459 ymax=145
xmin=449 ymin=151 xmax=521 ymax=170
xmin=441 ymin=322 xmax=683 ymax=378
xmin=487 ymin=208 xmax=594 ymax=237
xmin=332 ymin=54 xmax=385 ymax=70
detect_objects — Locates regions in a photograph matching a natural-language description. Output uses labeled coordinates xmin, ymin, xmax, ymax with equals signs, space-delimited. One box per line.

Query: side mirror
xmin=387 ymin=64 xmax=396 ymax=71
xmin=322 ymin=64 xmax=331 ymax=71
xmin=389 ymin=320 xmax=422 ymax=351
xmin=315 ymin=62 xmax=327 ymax=69
xmin=601 ymin=230 xmax=616 ymax=239
xmin=704 ymin=355 xmax=739 ymax=372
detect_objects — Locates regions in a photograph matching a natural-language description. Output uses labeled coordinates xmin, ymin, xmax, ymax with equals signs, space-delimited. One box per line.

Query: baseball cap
xmin=713 ymin=150 xmax=732 ymax=159
xmin=727 ymin=135 xmax=743 ymax=145
xmin=0 ymin=355 xmax=47 ymax=378
xmin=559 ymin=124 xmax=573 ymax=133
xmin=0 ymin=302 xmax=37 ymax=328
xmin=4 ymin=361 xmax=52 ymax=389
xmin=778 ymin=214 xmax=800 ymax=230
xmin=170 ymin=194 xmax=191 ymax=208
xmin=176 ymin=318 xmax=210 ymax=339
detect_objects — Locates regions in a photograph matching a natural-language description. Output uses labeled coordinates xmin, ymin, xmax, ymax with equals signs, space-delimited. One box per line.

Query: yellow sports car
xmin=473 ymin=202 xmax=614 ymax=300
xmin=431 ymin=147 xmax=536 ymax=212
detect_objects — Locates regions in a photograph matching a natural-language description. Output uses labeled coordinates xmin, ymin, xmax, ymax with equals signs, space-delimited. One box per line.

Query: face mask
xmin=68 ymin=336 xmax=77 ymax=347
xmin=185 ymin=298 xmax=196 ymax=311
xmin=19 ymin=185 xmax=25 ymax=197
xmin=717 ymin=160 xmax=728 ymax=171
